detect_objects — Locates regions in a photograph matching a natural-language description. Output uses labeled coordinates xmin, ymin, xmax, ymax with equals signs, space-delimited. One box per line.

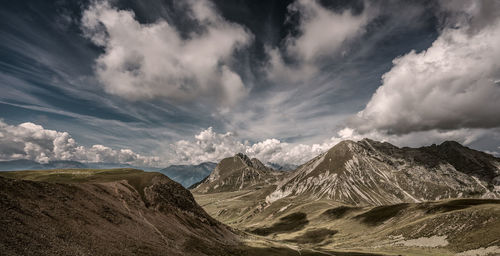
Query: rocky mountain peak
xmin=233 ymin=153 xmax=272 ymax=171
xmin=266 ymin=139 xmax=500 ymax=206
xmin=439 ymin=140 xmax=463 ymax=148
xmin=235 ymin=153 xmax=253 ymax=166
xmin=192 ymin=154 xmax=283 ymax=193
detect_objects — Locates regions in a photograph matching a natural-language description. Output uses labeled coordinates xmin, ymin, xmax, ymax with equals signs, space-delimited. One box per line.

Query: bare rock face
xmin=192 ymin=153 xmax=285 ymax=193
xmin=266 ymin=139 xmax=500 ymax=206
xmin=0 ymin=169 xmax=239 ymax=256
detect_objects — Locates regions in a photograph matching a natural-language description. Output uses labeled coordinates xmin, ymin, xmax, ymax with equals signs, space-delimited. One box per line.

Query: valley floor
xmin=193 ymin=189 xmax=500 ymax=256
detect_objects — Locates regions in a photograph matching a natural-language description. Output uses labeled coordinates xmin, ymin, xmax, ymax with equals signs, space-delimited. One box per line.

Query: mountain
xmin=159 ymin=162 xmax=216 ymax=188
xmin=191 ymin=139 xmax=500 ymax=255
xmin=266 ymin=139 xmax=500 ymax=206
xmin=265 ymin=162 xmax=298 ymax=171
xmin=192 ymin=153 xmax=286 ymax=193
xmin=194 ymin=140 xmax=500 ymax=206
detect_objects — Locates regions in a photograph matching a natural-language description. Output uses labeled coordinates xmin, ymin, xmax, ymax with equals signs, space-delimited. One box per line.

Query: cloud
xmin=171 ymin=127 xmax=247 ymax=164
xmin=266 ymin=0 xmax=373 ymax=83
xmin=169 ymin=127 xmax=352 ymax=165
xmin=349 ymin=1 xmax=500 ymax=134
xmin=81 ymin=0 xmax=252 ymax=105
xmin=0 ymin=120 xmax=159 ymax=166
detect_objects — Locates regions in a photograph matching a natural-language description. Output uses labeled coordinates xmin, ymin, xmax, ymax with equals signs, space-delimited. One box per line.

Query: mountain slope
xmin=0 ymin=169 xmax=240 ymax=256
xmin=267 ymin=139 xmax=500 ymax=206
xmin=192 ymin=153 xmax=285 ymax=193
xmin=195 ymin=190 xmax=500 ymax=255
xmin=159 ymin=162 xmax=216 ymax=188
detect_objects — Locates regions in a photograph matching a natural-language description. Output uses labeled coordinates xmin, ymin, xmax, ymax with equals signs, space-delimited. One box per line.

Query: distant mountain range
xmin=0 ymin=159 xmax=162 ymax=172
xmin=159 ymin=162 xmax=217 ymax=188
xmin=0 ymin=159 xmax=220 ymax=188
xmin=265 ymin=162 xmax=298 ymax=171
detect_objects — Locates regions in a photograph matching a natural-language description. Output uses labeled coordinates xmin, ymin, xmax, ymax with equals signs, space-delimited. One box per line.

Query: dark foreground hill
xmin=0 ymin=169 xmax=239 ymax=256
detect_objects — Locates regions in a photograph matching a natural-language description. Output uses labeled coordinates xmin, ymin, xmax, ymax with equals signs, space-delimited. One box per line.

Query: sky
xmin=1 ymin=0 xmax=500 ymax=167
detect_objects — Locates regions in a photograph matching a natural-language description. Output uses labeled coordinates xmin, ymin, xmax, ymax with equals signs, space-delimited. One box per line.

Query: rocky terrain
xmin=192 ymin=139 xmax=500 ymax=255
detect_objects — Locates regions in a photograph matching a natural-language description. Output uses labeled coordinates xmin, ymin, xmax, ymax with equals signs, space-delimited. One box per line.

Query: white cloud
xmin=0 ymin=120 xmax=159 ymax=166
xmin=81 ymin=0 xmax=251 ymax=105
xmin=171 ymin=127 xmax=247 ymax=164
xmin=266 ymin=0 xmax=373 ymax=83
xmin=349 ymin=1 xmax=500 ymax=134
xmin=168 ymin=127 xmax=352 ymax=165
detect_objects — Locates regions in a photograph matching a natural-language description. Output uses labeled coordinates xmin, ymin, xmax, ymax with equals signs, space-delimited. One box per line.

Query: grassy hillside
xmin=194 ymin=188 xmax=500 ymax=256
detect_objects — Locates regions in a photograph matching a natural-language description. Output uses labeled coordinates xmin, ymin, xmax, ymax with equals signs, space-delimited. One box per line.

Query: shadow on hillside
xmin=248 ymin=212 xmax=309 ymax=236
xmin=354 ymin=203 xmax=409 ymax=226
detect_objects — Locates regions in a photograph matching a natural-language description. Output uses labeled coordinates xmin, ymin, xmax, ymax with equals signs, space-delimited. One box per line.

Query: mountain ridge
xmin=194 ymin=139 xmax=500 ymax=206
xmin=267 ymin=139 xmax=500 ymax=205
